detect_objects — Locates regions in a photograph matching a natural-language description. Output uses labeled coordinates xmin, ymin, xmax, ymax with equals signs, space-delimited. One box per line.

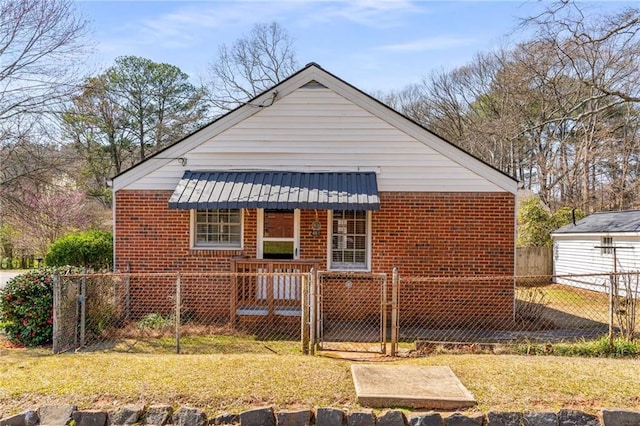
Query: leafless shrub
xmin=613 ymin=273 xmax=639 ymax=340
xmin=516 ymin=287 xmax=548 ymax=323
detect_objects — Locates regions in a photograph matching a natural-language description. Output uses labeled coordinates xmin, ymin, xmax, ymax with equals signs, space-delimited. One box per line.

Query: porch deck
xmin=230 ymin=259 xmax=318 ymax=328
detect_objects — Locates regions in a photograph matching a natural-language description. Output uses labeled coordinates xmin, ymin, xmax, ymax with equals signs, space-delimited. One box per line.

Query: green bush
xmin=0 ymin=270 xmax=54 ymax=346
xmin=137 ymin=313 xmax=175 ymax=330
xmin=517 ymin=196 xmax=585 ymax=247
xmin=45 ymin=230 xmax=113 ymax=270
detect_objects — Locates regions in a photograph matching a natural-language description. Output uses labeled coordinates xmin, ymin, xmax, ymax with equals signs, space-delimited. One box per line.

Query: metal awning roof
xmin=168 ymin=171 xmax=380 ymax=210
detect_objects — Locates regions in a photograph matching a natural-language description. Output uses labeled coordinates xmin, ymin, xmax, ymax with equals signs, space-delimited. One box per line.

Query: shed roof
xmin=552 ymin=210 xmax=640 ymax=234
xmin=168 ymin=171 xmax=380 ymax=210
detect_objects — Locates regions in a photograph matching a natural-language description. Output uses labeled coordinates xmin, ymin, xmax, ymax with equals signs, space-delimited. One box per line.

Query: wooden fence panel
xmin=516 ymin=246 xmax=553 ymax=277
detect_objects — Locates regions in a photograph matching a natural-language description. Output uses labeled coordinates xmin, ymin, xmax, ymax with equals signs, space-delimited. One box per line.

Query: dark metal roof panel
xmin=553 ymin=210 xmax=640 ymax=234
xmin=168 ymin=171 xmax=380 ymax=210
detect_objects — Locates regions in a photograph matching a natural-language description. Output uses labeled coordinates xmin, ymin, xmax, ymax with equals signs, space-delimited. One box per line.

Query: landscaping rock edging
xmin=1 ymin=405 xmax=639 ymax=426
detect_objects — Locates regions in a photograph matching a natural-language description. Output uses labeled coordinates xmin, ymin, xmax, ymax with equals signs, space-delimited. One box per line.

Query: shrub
xmin=0 ymin=269 xmax=54 ymax=346
xmin=137 ymin=313 xmax=175 ymax=330
xmin=517 ymin=196 xmax=585 ymax=247
xmin=515 ymin=287 xmax=548 ymax=324
xmin=45 ymin=230 xmax=113 ymax=270
xmin=513 ymin=335 xmax=640 ymax=358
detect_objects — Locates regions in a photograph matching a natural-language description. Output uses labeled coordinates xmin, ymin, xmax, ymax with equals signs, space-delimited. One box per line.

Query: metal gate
xmin=306 ymin=270 xmax=397 ymax=355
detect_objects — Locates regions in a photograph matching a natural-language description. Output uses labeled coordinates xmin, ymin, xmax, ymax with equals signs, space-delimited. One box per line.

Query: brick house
xmin=112 ymin=63 xmax=517 ymax=328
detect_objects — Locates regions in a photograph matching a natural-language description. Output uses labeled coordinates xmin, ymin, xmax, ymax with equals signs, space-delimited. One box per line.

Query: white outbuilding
xmin=551 ymin=210 xmax=640 ymax=292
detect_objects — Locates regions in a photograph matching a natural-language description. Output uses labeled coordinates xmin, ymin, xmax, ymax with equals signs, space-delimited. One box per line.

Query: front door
xmin=258 ymin=209 xmax=300 ymax=259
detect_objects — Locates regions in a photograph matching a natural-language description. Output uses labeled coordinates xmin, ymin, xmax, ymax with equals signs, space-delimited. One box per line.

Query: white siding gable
xmin=114 ymin=65 xmax=516 ymax=193
xmin=122 ymin=88 xmax=507 ymax=192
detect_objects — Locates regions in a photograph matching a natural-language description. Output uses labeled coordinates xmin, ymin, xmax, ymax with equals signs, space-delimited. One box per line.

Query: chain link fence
xmin=51 ymin=269 xmax=640 ymax=355
xmin=315 ymin=271 xmax=389 ymax=354
xmin=53 ymin=270 xmax=307 ymax=354
xmin=52 ymin=270 xmax=128 ymax=353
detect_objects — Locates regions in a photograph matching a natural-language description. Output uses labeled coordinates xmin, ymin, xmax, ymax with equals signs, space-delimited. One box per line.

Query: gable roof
xmin=553 ymin=210 xmax=640 ymax=234
xmin=112 ymin=62 xmax=517 ymax=193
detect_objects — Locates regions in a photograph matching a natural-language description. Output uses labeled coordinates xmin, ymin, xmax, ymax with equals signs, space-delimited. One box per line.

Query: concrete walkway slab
xmin=351 ymin=365 xmax=476 ymax=410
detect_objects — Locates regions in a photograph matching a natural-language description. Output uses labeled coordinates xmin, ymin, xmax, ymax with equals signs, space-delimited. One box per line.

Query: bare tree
xmin=0 ymin=0 xmax=89 ymax=257
xmin=522 ymin=1 xmax=640 ymax=104
xmin=0 ymin=0 xmax=89 ymax=197
xmin=516 ymin=1 xmax=640 ymax=211
xmin=383 ymin=1 xmax=640 ymax=214
xmin=206 ymin=22 xmax=298 ymax=112
xmin=401 ymin=51 xmax=530 ymax=180
xmin=63 ymin=74 xmax=134 ymax=206
xmin=0 ymin=0 xmax=89 ymax=121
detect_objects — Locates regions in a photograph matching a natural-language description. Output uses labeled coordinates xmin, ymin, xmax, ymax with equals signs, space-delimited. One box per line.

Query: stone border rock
xmin=1 ymin=405 xmax=638 ymax=426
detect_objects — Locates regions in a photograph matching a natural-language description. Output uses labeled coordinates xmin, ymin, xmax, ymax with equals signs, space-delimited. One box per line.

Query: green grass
xmin=107 ymin=336 xmax=302 ymax=355
xmin=512 ymin=336 xmax=640 ymax=358
xmin=2 ymin=281 xmax=638 ymax=417
xmin=1 ymin=347 xmax=640 ymax=417
xmin=542 ymin=286 xmax=609 ymax=318
xmin=0 ymin=349 xmax=355 ymax=416
xmin=517 ymin=283 xmax=638 ymax=329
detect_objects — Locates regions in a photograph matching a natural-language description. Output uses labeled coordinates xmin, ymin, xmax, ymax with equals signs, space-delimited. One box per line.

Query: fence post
xmin=52 ymin=270 xmax=61 ymax=354
xmin=609 ymin=248 xmax=618 ymax=351
xmin=391 ymin=267 xmax=399 ymax=357
xmin=309 ymin=268 xmax=316 ymax=355
xmin=79 ymin=267 xmax=87 ymax=348
xmin=230 ymin=259 xmax=237 ymax=330
xmin=633 ymin=273 xmax=639 ymax=337
xmin=381 ymin=274 xmax=388 ymax=355
xmin=175 ymin=272 xmax=181 ymax=354
xmin=609 ymin=273 xmax=616 ymax=351
xmin=125 ymin=261 xmax=131 ymax=321
xmin=301 ymin=272 xmax=310 ymax=355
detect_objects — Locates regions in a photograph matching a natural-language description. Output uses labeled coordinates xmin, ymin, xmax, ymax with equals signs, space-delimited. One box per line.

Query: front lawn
xmin=1 ymin=348 xmax=639 ymax=417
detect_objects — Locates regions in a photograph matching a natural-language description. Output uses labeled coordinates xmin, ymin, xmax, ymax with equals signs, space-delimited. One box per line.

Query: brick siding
xmin=115 ymin=190 xmax=514 ymax=326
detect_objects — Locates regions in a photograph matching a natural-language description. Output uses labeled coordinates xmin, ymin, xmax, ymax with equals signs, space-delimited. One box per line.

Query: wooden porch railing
xmin=230 ymin=259 xmax=318 ymax=328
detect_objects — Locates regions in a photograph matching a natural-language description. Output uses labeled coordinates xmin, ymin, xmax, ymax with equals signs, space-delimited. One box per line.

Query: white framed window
xmin=192 ymin=209 xmax=242 ymax=249
xmin=328 ymin=210 xmax=371 ymax=271
xmin=601 ymin=236 xmax=613 ymax=255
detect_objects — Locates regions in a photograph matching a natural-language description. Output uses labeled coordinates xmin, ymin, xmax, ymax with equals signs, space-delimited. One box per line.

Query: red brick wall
xmin=372 ymin=192 xmax=514 ymax=275
xmin=374 ymin=192 xmax=515 ymax=326
xmin=115 ymin=190 xmax=257 ymax=321
xmin=115 ymin=190 xmax=259 ymax=273
xmin=299 ymin=210 xmax=328 ymax=268
xmin=115 ymin=190 xmax=514 ymax=325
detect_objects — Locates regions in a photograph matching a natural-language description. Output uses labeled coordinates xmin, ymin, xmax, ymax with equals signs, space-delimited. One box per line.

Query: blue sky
xmin=78 ymin=1 xmax=636 ymax=93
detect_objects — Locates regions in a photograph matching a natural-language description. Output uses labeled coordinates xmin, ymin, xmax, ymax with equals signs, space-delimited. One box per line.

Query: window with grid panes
xmin=194 ymin=209 xmax=241 ymax=248
xmin=331 ymin=210 xmax=368 ymax=270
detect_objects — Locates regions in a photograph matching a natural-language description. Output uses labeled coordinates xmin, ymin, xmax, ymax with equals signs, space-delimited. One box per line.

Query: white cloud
xmin=305 ymin=0 xmax=426 ymax=29
xmin=136 ymin=5 xmax=253 ymax=46
xmin=108 ymin=2 xmax=301 ymax=51
xmin=377 ymin=35 xmax=478 ymax=52
xmin=87 ymin=1 xmax=428 ymax=57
